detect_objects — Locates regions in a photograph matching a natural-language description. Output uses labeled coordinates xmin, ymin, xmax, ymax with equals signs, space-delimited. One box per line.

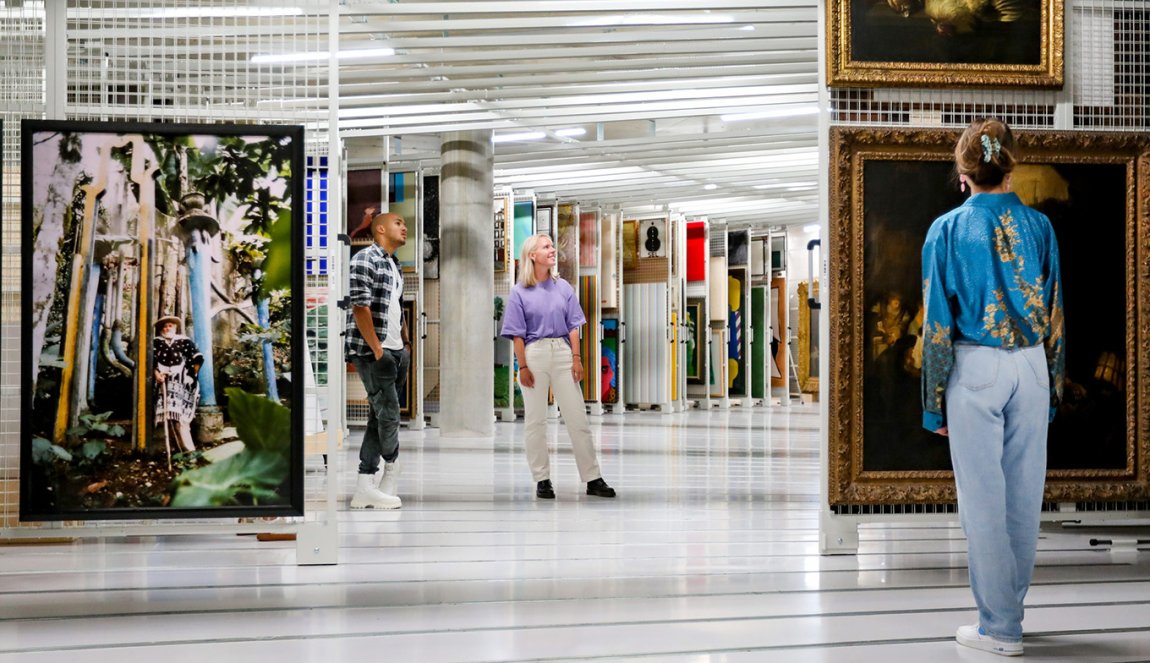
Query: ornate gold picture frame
xmin=797 ymin=281 xmax=820 ymax=396
xmin=828 ymin=126 xmax=1150 ymax=506
xmin=827 ymin=0 xmax=1064 ymax=89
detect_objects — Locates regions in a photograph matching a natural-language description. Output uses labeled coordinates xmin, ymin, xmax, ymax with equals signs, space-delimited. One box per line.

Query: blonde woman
xmin=501 ymin=233 xmax=616 ymax=500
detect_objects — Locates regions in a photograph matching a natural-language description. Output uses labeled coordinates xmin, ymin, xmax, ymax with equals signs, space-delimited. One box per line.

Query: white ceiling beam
xmin=340 ymin=84 xmax=815 ymax=116
xmin=340 ymin=23 xmax=814 ymax=47
xmin=340 ymin=12 xmax=814 ymax=32
xmin=314 ymin=38 xmax=815 ymax=66
xmin=494 ymin=149 xmax=815 ymax=177
xmin=339 ymin=51 xmax=815 ymax=81
xmin=339 ymin=75 xmax=817 ymax=107
xmin=343 ymin=1 xmax=816 ymax=15
xmin=338 ymin=63 xmax=816 ymax=96
xmin=341 ymin=92 xmax=817 ymax=128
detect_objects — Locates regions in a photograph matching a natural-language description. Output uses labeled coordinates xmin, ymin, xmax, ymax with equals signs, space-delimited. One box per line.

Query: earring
xmin=960 ymin=178 xmax=967 ymax=193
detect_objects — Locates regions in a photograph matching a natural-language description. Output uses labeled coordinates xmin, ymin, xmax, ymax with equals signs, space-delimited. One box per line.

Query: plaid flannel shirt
xmin=344 ymin=243 xmax=404 ymax=360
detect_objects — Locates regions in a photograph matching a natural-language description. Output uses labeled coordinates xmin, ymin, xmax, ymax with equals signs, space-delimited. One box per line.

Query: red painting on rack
xmin=687 ymin=222 xmax=706 ymax=282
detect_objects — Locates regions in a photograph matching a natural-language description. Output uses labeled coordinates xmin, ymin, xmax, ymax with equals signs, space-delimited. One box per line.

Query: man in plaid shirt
xmin=346 ymin=210 xmax=411 ymax=509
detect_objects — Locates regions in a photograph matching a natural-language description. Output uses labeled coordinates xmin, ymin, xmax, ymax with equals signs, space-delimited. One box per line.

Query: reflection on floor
xmin=1 ymin=404 xmax=1149 ymax=662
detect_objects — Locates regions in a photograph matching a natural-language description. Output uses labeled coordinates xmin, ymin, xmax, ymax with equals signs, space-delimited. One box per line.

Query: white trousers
xmin=520 ymin=338 xmax=602 ymax=483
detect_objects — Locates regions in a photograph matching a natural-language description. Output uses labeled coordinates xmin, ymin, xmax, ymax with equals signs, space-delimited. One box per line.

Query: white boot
xmin=349 ymin=473 xmax=401 ymax=509
xmin=379 ymin=461 xmax=401 ymax=498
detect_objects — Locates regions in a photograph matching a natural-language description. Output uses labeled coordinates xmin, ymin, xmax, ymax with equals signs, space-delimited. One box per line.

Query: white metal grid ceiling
xmin=334 ymin=0 xmax=821 ymax=226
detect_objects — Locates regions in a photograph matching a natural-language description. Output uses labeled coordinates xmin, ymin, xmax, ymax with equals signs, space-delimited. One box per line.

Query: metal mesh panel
xmin=1 ymin=2 xmax=47 ymax=529
xmin=1074 ymin=2 xmax=1149 ymax=130
xmin=709 ymin=224 xmax=727 ymax=257
xmin=1 ymin=0 xmax=335 ymax=532
xmin=829 ymin=1 xmax=1149 ymax=133
xmin=830 ymin=87 xmax=1058 ymax=130
xmin=64 ymin=1 xmax=329 ymax=126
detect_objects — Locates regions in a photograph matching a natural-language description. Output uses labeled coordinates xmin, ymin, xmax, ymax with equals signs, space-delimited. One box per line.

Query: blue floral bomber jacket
xmin=920 ymin=192 xmax=1066 ymax=432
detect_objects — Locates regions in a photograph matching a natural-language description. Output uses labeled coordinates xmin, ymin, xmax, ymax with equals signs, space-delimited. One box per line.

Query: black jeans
xmin=352 ymin=348 xmax=409 ymax=474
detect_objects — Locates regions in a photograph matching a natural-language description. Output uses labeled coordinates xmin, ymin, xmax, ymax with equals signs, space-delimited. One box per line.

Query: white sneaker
xmin=379 ymin=461 xmax=401 ymax=498
xmin=349 ymin=473 xmax=401 ymax=510
xmin=956 ymin=624 xmax=1022 ymax=657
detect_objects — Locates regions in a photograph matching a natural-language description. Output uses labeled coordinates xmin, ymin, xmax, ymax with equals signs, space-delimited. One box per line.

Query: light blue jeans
xmin=946 ymin=344 xmax=1049 ymax=642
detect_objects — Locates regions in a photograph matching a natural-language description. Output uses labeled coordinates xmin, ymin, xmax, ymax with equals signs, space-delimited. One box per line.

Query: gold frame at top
xmin=827 ymin=0 xmax=1064 ymax=89
xmin=827 ymin=126 xmax=1150 ymax=506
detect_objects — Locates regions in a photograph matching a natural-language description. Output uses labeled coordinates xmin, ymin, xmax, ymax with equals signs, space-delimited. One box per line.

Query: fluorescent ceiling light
xmin=252 ymin=47 xmax=395 ymax=64
xmin=554 ymin=128 xmax=587 ymax=138
xmin=493 ymin=131 xmax=547 ymax=143
xmin=573 ymin=14 xmax=733 ymax=27
xmin=721 ymin=106 xmax=819 ymax=123
xmin=802 ymin=224 xmax=820 ymax=233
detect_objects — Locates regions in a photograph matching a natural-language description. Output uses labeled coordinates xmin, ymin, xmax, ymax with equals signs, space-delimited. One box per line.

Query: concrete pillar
xmin=440 ymin=130 xmax=495 ymax=437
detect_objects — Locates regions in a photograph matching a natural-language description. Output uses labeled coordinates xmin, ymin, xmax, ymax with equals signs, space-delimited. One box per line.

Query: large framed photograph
xmin=827 ymin=0 xmax=1064 ymax=88
xmin=828 ymin=126 xmax=1150 ymax=506
xmin=22 ymin=119 xmax=305 ymax=520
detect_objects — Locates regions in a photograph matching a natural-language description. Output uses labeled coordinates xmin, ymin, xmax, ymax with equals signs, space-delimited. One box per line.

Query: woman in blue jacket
xmin=921 ymin=118 xmax=1065 ymax=657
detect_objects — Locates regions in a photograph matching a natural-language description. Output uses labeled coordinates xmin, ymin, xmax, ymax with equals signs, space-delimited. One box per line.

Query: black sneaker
xmin=536 ymin=479 xmax=555 ymax=499
xmin=586 ymin=478 xmax=616 ymax=498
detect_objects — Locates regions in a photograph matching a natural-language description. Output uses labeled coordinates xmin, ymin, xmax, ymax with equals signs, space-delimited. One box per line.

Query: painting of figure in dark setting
xmin=861 ymin=159 xmax=1128 ymax=475
xmin=828 ymin=127 xmax=1150 ymax=506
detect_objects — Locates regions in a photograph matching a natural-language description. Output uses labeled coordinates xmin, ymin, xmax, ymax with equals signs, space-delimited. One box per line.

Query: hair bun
xmin=955 ymin=118 xmax=1015 ymax=187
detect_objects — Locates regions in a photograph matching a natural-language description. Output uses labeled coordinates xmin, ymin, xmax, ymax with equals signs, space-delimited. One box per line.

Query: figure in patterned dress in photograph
xmin=153 ymin=316 xmax=204 ymax=453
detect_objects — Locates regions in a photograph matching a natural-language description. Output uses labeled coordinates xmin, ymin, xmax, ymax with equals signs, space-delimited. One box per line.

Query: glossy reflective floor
xmin=2 ymin=405 xmax=1149 ymax=662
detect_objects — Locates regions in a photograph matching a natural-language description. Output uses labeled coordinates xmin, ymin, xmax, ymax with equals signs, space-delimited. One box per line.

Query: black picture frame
xmin=21 ymin=119 xmax=305 ymax=520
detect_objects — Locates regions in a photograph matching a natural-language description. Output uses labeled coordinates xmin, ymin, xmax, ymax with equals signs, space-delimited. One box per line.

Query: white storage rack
xmin=818 ymin=0 xmax=1150 ymax=554
xmin=0 ymin=0 xmax=342 ymax=564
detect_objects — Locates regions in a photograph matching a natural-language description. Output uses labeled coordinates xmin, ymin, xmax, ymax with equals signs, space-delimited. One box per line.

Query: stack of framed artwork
xmin=622 ymin=215 xmax=674 ymax=411
xmin=345 ymin=169 xmax=423 ymax=428
xmin=578 ymin=207 xmax=602 ymax=410
xmin=726 ymin=230 xmax=752 ymax=406
xmin=493 ymin=191 xmax=516 ymax=421
xmin=601 ymin=211 xmax=623 ymax=412
xmin=748 ymin=235 xmax=769 ymax=402
xmin=708 ymin=223 xmax=730 ymax=406
xmin=684 ymin=220 xmax=710 ymax=406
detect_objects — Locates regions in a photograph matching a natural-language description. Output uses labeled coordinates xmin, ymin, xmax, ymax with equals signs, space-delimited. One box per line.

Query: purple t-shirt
xmin=500 ymin=278 xmax=585 ymax=346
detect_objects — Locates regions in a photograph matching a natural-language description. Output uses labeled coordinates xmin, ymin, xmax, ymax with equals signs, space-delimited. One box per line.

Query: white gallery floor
xmin=2 ymin=404 xmax=1149 ymax=662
